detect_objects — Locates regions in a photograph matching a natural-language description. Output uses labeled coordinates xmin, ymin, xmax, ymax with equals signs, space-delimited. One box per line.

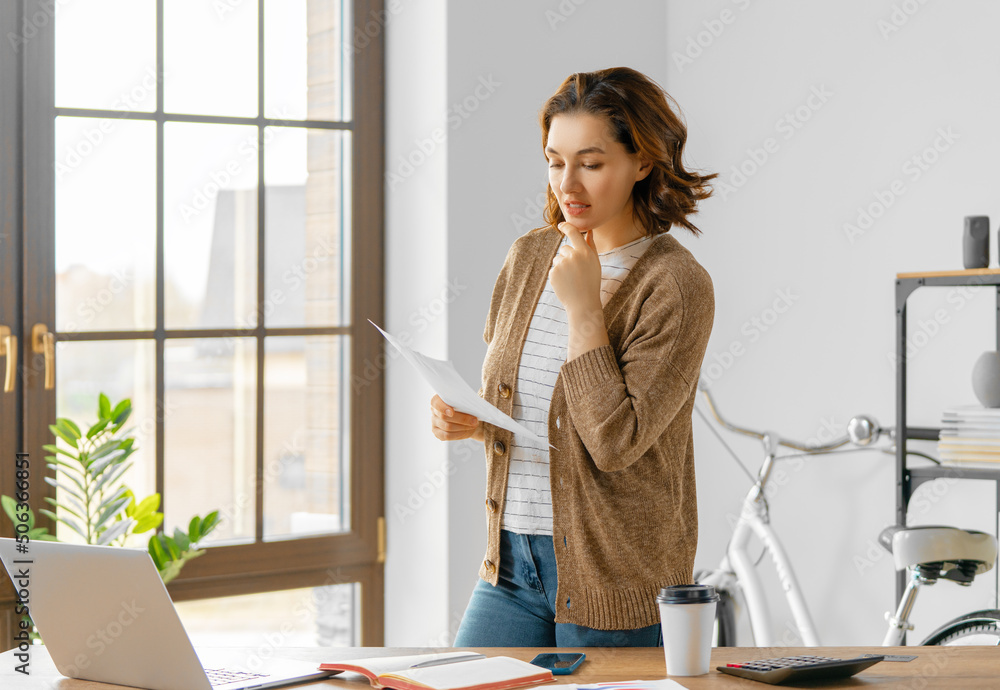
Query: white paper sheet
xmin=370 ymin=321 xmax=553 ymax=448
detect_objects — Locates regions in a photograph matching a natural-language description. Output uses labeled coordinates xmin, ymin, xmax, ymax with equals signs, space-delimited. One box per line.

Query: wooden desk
xmin=1 ymin=645 xmax=998 ymax=689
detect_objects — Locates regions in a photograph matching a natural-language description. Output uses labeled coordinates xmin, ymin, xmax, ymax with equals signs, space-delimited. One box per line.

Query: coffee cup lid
xmin=656 ymin=584 xmax=719 ymax=604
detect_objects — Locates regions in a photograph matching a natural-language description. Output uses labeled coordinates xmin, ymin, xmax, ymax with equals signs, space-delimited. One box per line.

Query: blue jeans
xmin=454 ymin=530 xmax=662 ymax=647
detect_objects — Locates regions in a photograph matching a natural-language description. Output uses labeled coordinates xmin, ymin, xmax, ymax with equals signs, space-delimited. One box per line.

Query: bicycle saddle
xmin=878 ymin=525 xmax=998 ymax=582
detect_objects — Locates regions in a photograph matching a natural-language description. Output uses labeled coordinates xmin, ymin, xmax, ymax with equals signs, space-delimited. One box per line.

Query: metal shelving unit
xmin=895 ymin=268 xmax=1000 ymax=615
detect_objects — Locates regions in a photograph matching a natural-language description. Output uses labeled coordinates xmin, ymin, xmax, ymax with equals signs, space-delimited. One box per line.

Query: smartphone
xmin=529 ymin=652 xmax=586 ymax=675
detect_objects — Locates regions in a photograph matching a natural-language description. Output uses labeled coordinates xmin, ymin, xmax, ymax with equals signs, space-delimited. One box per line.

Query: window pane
xmin=164 ymin=123 xmax=258 ymax=330
xmin=264 ymin=0 xmax=350 ymax=121
xmin=174 ymin=584 xmax=359 ymax=648
xmin=54 ymin=340 xmax=156 ymax=541
xmin=264 ymin=336 xmax=349 ymax=539
xmin=56 ymin=0 xmax=157 ymax=111
xmin=56 ymin=117 xmax=156 ymax=332
xmin=164 ymin=0 xmax=258 ymax=117
xmin=264 ymin=128 xmax=350 ymax=328
xmin=165 ymin=338 xmax=257 ymax=543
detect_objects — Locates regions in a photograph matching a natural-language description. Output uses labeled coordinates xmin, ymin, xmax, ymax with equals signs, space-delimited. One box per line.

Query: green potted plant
xmin=2 ymin=393 xmax=220 ymax=584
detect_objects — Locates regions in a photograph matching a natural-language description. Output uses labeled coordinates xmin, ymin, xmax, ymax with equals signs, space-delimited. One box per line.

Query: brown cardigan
xmin=477 ymin=226 xmax=715 ymax=630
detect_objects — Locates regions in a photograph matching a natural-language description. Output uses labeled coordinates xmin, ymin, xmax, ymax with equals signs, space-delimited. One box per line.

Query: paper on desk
xmin=370 ymin=321 xmax=553 ymax=448
xmin=540 ymin=682 xmax=689 ymax=690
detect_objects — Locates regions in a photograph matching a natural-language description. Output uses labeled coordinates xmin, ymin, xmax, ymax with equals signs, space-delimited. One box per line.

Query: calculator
xmin=717 ymin=654 xmax=884 ymax=685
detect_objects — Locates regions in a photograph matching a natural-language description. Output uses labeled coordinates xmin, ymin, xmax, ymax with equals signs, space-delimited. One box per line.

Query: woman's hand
xmin=549 ymin=222 xmax=603 ymax=315
xmin=430 ymin=394 xmax=484 ymax=442
xmin=550 ymin=222 xmax=610 ymax=361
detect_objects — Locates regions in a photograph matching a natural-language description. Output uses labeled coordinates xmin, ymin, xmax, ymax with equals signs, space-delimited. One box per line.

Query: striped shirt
xmin=502 ymin=233 xmax=656 ymax=535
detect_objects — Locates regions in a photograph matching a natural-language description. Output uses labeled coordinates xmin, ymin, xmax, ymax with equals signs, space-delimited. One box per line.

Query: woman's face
xmin=545 ymin=112 xmax=650 ymax=234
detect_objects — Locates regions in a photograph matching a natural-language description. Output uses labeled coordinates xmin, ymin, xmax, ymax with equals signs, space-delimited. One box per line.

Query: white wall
xmin=387 ymin=0 xmax=1000 ymax=646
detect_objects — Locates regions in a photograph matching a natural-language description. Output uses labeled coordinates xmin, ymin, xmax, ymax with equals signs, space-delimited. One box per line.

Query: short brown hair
xmin=539 ymin=67 xmax=716 ymax=236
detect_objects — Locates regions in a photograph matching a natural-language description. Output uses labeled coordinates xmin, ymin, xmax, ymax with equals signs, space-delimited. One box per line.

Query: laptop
xmin=0 ymin=538 xmax=336 ymax=690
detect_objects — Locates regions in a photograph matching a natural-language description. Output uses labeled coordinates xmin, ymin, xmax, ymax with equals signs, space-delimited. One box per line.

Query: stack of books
xmin=938 ymin=406 xmax=1000 ymax=463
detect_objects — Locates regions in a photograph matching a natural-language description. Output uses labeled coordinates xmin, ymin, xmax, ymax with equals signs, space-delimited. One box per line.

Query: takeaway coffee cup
xmin=657 ymin=584 xmax=719 ymax=676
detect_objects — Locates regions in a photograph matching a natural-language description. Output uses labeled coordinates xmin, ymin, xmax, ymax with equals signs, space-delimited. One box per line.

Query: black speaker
xmin=963 ymin=216 xmax=990 ymax=269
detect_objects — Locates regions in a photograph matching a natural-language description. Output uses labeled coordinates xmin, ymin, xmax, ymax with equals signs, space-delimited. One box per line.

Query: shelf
xmin=910 ymin=464 xmax=1000 ymax=482
xmin=897 ymin=268 xmax=1000 ymax=279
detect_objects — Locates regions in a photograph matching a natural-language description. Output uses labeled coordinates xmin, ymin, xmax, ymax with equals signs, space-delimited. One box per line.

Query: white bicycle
xmin=694 ymin=379 xmax=1000 ymax=646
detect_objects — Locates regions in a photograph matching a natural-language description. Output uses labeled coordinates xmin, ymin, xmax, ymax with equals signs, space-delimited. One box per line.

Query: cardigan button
xmin=498 ymin=382 xmax=512 ymax=398
xmin=484 ymin=559 xmax=496 ymax=574
xmin=486 ymin=497 xmax=497 ymax=513
xmin=493 ymin=440 xmax=506 ymax=455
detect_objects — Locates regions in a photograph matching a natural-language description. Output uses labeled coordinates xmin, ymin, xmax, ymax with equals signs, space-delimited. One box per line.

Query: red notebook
xmin=319 ymin=652 xmax=554 ymax=690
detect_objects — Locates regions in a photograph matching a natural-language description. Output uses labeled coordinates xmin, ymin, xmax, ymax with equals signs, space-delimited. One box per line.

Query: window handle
xmin=31 ymin=324 xmax=54 ymax=391
xmin=0 ymin=326 xmax=16 ymax=393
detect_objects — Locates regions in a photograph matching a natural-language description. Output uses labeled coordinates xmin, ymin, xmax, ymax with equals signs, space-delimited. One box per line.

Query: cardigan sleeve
xmin=559 ymin=262 xmax=714 ymax=472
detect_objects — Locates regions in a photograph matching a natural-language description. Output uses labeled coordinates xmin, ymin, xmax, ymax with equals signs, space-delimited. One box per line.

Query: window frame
xmin=0 ymin=0 xmax=385 ymax=644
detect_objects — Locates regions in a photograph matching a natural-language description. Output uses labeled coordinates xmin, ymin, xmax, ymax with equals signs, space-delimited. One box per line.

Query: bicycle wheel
xmin=919 ymin=609 xmax=1000 ymax=646
xmin=715 ymin=590 xmax=737 ymax=647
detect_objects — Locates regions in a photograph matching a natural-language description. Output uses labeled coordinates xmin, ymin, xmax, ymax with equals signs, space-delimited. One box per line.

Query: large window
xmin=0 ymin=0 xmax=384 ymax=644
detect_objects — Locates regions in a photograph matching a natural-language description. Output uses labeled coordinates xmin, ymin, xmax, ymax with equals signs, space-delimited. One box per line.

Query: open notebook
xmin=320 ymin=652 xmax=555 ymax=690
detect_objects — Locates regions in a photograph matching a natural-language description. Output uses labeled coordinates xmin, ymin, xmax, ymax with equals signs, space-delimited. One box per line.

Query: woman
xmin=431 ymin=67 xmax=716 ymax=646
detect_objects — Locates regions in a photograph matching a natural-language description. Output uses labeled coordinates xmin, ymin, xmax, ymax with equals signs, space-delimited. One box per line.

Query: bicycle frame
xmin=696 ymin=382 xmax=1000 ymax=648
xmin=699 ymin=435 xmax=821 ymax=647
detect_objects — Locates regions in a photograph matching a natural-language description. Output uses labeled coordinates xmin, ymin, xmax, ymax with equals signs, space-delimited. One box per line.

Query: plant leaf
xmin=95 ymin=495 xmax=130 ymax=530
xmin=96 ymin=485 xmax=129 ymax=510
xmin=42 ymin=444 xmax=78 ymax=460
xmin=99 ymin=393 xmax=112 ymax=419
xmin=43 ymin=490 xmax=86 ymax=522
xmin=62 ymin=418 xmax=83 ymax=440
xmin=199 ymin=511 xmax=221 ymax=539
xmin=86 ymin=418 xmax=110 ymax=440
xmin=43 ymin=476 xmax=85 ymax=503
xmin=188 ymin=515 xmax=202 ymax=542
xmin=111 ymin=399 xmax=132 ymax=427
xmin=95 ymin=461 xmax=133 ymax=494
xmin=97 ymin=518 xmax=132 ymax=545
xmin=148 ymin=534 xmax=168 ymax=568
xmin=1 ymin=495 xmax=17 ymax=523
xmin=172 ymin=528 xmax=191 ymax=552
xmin=39 ymin=510 xmax=87 ymax=541
xmin=87 ymin=449 xmax=126 ymax=477
xmin=133 ymin=514 xmax=163 ymax=534
xmin=88 ymin=439 xmax=124 ymax=463
xmin=50 ymin=422 xmax=79 ymax=449
xmin=133 ymin=494 xmax=160 ymax=520
xmin=162 ymin=535 xmax=181 ymax=560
